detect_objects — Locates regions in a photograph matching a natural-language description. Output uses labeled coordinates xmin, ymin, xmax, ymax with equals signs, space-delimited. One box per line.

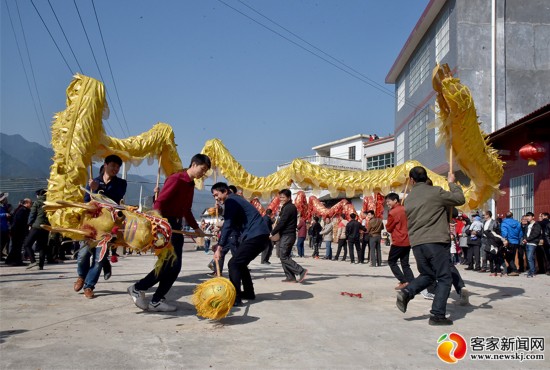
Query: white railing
xmin=277 ymin=155 xmax=362 ymax=171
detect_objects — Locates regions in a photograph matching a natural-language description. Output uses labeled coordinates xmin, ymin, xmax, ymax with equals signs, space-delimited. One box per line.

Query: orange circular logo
xmin=437 ymin=332 xmax=467 ymax=364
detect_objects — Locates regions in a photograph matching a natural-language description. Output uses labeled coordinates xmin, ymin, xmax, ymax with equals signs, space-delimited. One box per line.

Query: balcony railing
xmin=277 ymin=155 xmax=362 ymax=171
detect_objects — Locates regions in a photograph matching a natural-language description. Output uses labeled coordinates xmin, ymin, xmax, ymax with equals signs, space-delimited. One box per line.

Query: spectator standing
xmin=296 ymin=214 xmax=307 ymax=258
xmin=261 ymin=209 xmax=274 ymax=264
xmin=345 ymin=213 xmax=366 ymax=264
xmin=23 ymin=189 xmax=52 ymax=270
xmin=0 ymin=192 xmax=11 ymax=260
xmin=333 ymin=214 xmax=348 ymax=261
xmin=500 ymin=212 xmax=522 ymax=276
xmin=480 ymin=211 xmax=499 ymax=272
xmin=367 ymin=210 xmax=384 ymax=267
xmin=320 ymin=217 xmax=334 ymax=260
xmin=522 ymin=212 xmax=542 ymax=278
xmin=5 ymin=198 xmax=32 ymax=266
xmin=271 ymin=189 xmax=308 ymax=283
xmin=310 ymin=216 xmax=322 ymax=259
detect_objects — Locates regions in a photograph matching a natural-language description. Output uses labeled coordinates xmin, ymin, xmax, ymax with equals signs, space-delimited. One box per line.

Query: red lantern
xmin=519 ymin=142 xmax=546 ymax=166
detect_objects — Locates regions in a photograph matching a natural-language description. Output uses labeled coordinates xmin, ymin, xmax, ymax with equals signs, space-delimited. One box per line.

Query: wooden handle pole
xmin=215 ymin=259 xmax=221 ymax=277
xmin=155 ymin=153 xmax=163 ymax=199
xmin=88 ymin=164 xmax=93 ymax=180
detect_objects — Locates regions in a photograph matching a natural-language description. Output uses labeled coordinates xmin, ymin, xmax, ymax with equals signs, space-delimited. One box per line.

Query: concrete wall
xmin=329 ymin=140 xmax=364 ymax=160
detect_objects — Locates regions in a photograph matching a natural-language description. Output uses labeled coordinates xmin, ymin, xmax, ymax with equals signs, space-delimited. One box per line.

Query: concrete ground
xmin=1 ymin=242 xmax=549 ymax=370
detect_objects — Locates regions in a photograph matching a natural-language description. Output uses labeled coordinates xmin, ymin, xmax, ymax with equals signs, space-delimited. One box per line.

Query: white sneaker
xmin=148 ymin=300 xmax=177 ymax=312
xmin=459 ymin=288 xmax=469 ymax=306
xmin=127 ymin=285 xmax=148 ymax=310
xmin=421 ymin=289 xmax=435 ymax=300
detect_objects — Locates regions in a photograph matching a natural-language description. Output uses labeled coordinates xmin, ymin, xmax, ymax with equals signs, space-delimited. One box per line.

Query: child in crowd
xmin=469 ymin=216 xmax=483 ymax=241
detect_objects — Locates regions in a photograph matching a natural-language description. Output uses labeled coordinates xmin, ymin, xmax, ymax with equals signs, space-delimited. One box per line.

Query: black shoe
xmin=465 ymin=267 xmax=473 ymax=270
xmin=396 ymin=290 xmax=411 ymax=313
xmin=241 ymin=292 xmax=256 ymax=300
xmin=233 ymin=299 xmax=243 ymax=307
xmin=429 ymin=316 xmax=453 ymax=326
xmin=103 ymin=263 xmax=112 ymax=280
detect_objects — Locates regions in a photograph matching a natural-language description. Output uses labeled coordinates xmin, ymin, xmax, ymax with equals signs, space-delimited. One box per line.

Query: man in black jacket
xmin=345 ymin=213 xmax=366 ymax=264
xmin=5 ymin=198 xmax=32 ymax=266
xmin=522 ymin=212 xmax=542 ymax=278
xmin=270 ymin=189 xmax=308 ymax=283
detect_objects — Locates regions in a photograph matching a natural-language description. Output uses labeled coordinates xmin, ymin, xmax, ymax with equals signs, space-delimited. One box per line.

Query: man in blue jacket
xmin=211 ymin=182 xmax=270 ymax=306
xmin=500 ymin=211 xmax=523 ymax=276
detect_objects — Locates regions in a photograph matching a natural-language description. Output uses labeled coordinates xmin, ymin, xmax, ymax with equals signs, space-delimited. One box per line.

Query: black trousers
xmin=467 ymin=244 xmax=481 ymax=269
xmin=369 ymin=235 xmax=382 ymax=266
xmin=347 ymin=239 xmax=361 ymax=263
xmin=135 ymin=218 xmax=183 ymax=303
xmin=22 ymin=227 xmax=51 ymax=267
xmin=261 ymin=240 xmax=273 ymax=263
xmin=217 ymin=233 xmax=240 ymax=274
xmin=387 ymin=245 xmax=414 ymax=283
xmin=360 ymin=235 xmax=370 ymax=262
xmin=229 ymin=234 xmax=270 ymax=298
xmin=334 ymin=239 xmax=347 ymax=260
xmin=6 ymin=231 xmax=27 ymax=264
xmin=517 ymin=245 xmax=526 ymax=272
xmin=405 ymin=243 xmax=452 ymax=318
xmin=503 ymin=244 xmax=518 ymax=273
xmin=427 ymin=258 xmax=465 ymax=295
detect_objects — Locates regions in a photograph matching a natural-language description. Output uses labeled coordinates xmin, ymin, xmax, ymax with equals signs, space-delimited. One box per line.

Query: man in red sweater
xmin=128 ymin=154 xmax=209 ymax=312
xmin=385 ymin=193 xmax=415 ymax=290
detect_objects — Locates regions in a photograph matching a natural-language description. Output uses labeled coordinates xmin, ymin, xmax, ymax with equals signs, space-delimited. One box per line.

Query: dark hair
xmin=340 ymin=213 xmax=346 ymax=219
xmin=265 ymin=209 xmax=272 ymax=215
xmin=313 ymin=216 xmax=319 ymax=222
xmin=485 ymin=210 xmax=492 ymax=217
xmin=385 ymin=192 xmax=400 ymax=202
xmin=350 ymin=213 xmax=356 ymax=219
xmin=211 ymin=182 xmax=229 ymax=194
xmin=505 ymin=211 xmax=513 ymax=218
xmin=542 ymin=212 xmax=549 ymax=218
xmin=367 ymin=210 xmax=375 ymax=216
xmin=104 ymin=154 xmax=123 ymax=166
xmin=425 ymin=178 xmax=433 ymax=186
xmin=228 ymin=185 xmax=238 ymax=194
xmin=36 ymin=188 xmax=47 ymax=196
xmin=190 ymin=154 xmax=211 ymax=169
xmin=409 ymin=166 xmax=428 ymax=183
xmin=279 ymin=189 xmax=292 ymax=198
xmin=525 ymin=212 xmax=535 ymax=217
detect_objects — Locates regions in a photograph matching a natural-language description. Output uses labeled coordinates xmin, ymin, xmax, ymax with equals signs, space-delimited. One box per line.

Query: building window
xmin=397 ymin=78 xmax=405 ymax=111
xmin=348 ymin=146 xmax=356 ymax=160
xmin=510 ymin=174 xmax=534 ymax=219
xmin=409 ymin=108 xmax=429 ymax=159
xmin=435 ymin=9 xmax=450 ymax=62
xmin=366 ymin=153 xmax=395 ymax=170
xmin=396 ymin=132 xmax=405 ymax=165
xmin=409 ymin=41 xmax=430 ymax=97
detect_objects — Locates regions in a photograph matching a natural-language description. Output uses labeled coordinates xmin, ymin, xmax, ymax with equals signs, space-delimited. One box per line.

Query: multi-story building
xmin=279 ymin=134 xmax=395 ymax=212
xmin=386 ymin=0 xmax=550 ymax=212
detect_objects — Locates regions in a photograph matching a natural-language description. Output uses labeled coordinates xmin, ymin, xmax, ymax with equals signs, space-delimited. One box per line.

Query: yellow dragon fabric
xmin=432 ymin=64 xmax=504 ymax=210
xmin=47 ymin=74 xmax=183 ymax=234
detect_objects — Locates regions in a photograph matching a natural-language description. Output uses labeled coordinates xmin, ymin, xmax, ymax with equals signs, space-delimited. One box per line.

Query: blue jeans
xmin=77 ymin=242 xmax=104 ymax=290
xmin=297 ymin=237 xmax=305 ymax=257
xmin=526 ymin=244 xmax=537 ymax=276
xmin=204 ymin=238 xmax=211 ymax=253
xmin=325 ymin=241 xmax=332 ymax=259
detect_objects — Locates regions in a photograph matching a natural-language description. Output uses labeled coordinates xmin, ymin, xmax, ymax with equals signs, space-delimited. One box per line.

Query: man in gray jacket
xmin=395 ymin=166 xmax=465 ymax=326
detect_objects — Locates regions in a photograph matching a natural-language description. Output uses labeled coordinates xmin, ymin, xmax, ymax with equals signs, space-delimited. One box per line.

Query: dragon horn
xmin=40 ymin=224 xmax=93 ymax=237
xmin=55 ymin=200 xmax=98 ymax=211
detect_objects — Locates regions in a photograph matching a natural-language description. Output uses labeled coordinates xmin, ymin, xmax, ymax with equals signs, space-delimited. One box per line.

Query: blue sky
xmin=1 ymin=0 xmax=428 ymax=177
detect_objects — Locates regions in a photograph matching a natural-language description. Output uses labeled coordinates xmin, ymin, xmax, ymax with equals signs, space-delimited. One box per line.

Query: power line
xmin=3 ymin=0 xmax=49 ymax=146
xmin=13 ymin=0 xmax=52 ymax=144
xmin=29 ymin=0 xmax=74 ymax=74
xmin=72 ymin=0 xmax=124 ymax=138
xmin=219 ymin=0 xmax=423 ymax=111
xmin=46 ymin=0 xmax=84 ymax=73
xmin=91 ymin=0 xmax=132 ymax=138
